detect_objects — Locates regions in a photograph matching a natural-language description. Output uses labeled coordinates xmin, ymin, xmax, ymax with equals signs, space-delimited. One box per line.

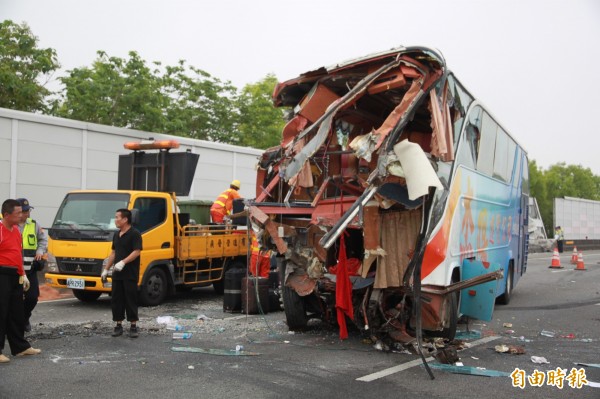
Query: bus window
xmin=522 ymin=155 xmax=530 ymax=194
xmin=513 ymin=147 xmax=522 ymax=188
xmin=476 ymin=111 xmax=497 ymax=176
xmin=493 ymin=129 xmax=509 ymax=182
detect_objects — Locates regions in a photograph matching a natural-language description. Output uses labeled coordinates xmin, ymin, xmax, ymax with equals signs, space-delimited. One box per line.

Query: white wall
xmin=554 ymin=197 xmax=600 ymax=240
xmin=0 ymin=108 xmax=262 ymax=227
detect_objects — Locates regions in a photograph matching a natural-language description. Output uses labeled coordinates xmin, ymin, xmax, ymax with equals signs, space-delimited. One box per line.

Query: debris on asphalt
xmin=427 ymin=363 xmax=510 ymax=377
xmin=454 ymin=330 xmax=481 ymax=340
xmin=531 ymin=356 xmax=549 ymax=364
xmin=171 ymin=346 xmax=260 ymax=356
xmin=495 ymin=345 xmax=525 ymax=354
xmin=502 ymin=323 xmax=512 ymax=328
xmin=540 ymin=330 xmax=555 ymax=337
xmin=576 ymin=363 xmax=600 ymax=369
xmin=560 ymin=333 xmax=575 ymax=339
xmin=433 ymin=347 xmax=459 ymax=364
xmin=156 ymin=316 xmax=175 ymax=324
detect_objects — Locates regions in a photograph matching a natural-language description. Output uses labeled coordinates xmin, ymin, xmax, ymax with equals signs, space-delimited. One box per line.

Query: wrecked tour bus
xmin=248 ymin=46 xmax=529 ymax=343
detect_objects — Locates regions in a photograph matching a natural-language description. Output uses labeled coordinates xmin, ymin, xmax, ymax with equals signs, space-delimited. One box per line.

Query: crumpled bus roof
xmin=272 ymin=46 xmax=446 ymax=107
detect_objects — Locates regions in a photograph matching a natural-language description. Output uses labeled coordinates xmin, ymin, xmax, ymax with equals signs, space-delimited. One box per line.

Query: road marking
xmin=356 ymin=335 xmax=501 ymax=382
xmin=39 ymin=297 xmax=79 ymax=304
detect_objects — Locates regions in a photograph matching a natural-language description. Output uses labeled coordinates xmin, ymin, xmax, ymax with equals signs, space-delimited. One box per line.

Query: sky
xmin=2 ymin=0 xmax=600 ymax=175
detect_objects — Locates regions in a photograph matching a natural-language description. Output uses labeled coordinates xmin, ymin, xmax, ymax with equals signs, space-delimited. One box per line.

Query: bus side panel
xmin=460 ymin=258 xmax=499 ymax=321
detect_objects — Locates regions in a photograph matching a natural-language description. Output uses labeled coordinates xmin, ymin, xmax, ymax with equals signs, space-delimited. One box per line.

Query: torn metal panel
xmin=373 ymin=78 xmax=424 ymax=151
xmin=283 ymin=58 xmax=404 ymax=182
xmin=429 ymin=85 xmax=455 ymax=162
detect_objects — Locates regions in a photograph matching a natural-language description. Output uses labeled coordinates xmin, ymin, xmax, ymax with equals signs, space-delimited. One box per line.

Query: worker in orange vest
xmin=249 ymin=234 xmax=271 ymax=278
xmin=210 ymin=180 xmax=242 ymax=224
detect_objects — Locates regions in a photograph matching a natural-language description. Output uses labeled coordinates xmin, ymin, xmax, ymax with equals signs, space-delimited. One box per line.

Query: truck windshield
xmin=50 ymin=193 xmax=130 ymax=240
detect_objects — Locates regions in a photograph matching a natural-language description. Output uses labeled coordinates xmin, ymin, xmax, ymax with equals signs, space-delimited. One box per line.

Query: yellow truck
xmin=44 ymin=140 xmax=249 ymax=305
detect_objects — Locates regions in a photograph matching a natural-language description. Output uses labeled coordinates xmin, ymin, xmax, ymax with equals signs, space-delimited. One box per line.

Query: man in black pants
xmin=101 ymin=209 xmax=142 ymax=338
xmin=16 ymin=198 xmax=48 ymax=332
xmin=0 ymin=199 xmax=41 ymax=363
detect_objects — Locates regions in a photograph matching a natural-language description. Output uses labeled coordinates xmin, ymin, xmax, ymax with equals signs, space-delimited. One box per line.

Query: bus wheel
xmin=441 ymin=290 xmax=458 ymax=341
xmin=497 ymin=264 xmax=513 ymax=305
xmin=281 ymin=285 xmax=308 ymax=330
xmin=139 ymin=268 xmax=168 ymax=306
xmin=72 ymin=290 xmax=102 ymax=303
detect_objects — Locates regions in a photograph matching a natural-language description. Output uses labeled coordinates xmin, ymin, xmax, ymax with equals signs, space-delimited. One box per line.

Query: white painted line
xmin=39 ymin=297 xmax=78 ymax=304
xmin=356 ymin=335 xmax=501 ymax=382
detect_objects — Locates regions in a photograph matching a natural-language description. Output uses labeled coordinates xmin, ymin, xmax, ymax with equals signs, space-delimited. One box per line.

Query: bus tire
xmin=72 ymin=290 xmax=102 ymax=303
xmin=281 ymin=285 xmax=308 ymax=330
xmin=441 ymin=290 xmax=458 ymax=341
xmin=497 ymin=263 xmax=513 ymax=305
xmin=139 ymin=268 xmax=168 ymax=306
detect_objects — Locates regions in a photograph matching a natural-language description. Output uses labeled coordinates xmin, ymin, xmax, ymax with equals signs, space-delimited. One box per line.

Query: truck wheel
xmin=281 ymin=285 xmax=309 ymax=330
xmin=139 ymin=268 xmax=168 ymax=306
xmin=440 ymin=290 xmax=458 ymax=341
xmin=72 ymin=290 xmax=102 ymax=303
xmin=496 ymin=263 xmax=513 ymax=305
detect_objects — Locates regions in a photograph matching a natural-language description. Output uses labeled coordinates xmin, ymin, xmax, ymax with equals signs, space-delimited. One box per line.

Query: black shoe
xmin=128 ymin=325 xmax=139 ymax=338
xmin=111 ymin=325 xmax=123 ymax=337
xmin=24 ymin=321 xmax=31 ymax=332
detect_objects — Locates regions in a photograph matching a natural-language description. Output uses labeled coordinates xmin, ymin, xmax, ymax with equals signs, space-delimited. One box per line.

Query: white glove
xmin=114 ymin=260 xmax=126 ymax=272
xmin=23 ymin=274 xmax=30 ymax=292
xmin=101 ymin=269 xmax=108 ymax=282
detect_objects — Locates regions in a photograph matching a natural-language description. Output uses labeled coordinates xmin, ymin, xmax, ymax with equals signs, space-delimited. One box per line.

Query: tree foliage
xmin=236 ymin=74 xmax=285 ymax=149
xmin=162 ymin=62 xmax=239 ymax=143
xmin=528 ymin=161 xmax=600 ymax=234
xmin=52 ymin=51 xmax=241 ymax=143
xmin=53 ymin=51 xmax=165 ymax=131
xmin=0 ymin=20 xmax=60 ymax=112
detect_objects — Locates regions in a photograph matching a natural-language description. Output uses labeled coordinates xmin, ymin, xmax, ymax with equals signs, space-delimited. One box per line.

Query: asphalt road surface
xmin=1 ymin=250 xmax=598 ymax=399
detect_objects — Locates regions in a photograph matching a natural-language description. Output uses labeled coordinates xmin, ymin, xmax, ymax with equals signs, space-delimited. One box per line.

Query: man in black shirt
xmin=101 ymin=209 xmax=142 ymax=338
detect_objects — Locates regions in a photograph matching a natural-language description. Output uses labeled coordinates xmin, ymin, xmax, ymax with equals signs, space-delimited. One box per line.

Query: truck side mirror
xmin=131 ymin=208 xmax=140 ymax=225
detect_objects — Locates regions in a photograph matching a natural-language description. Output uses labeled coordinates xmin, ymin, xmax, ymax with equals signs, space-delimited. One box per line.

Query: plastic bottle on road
xmin=172 ymin=332 xmax=192 ymax=339
xmin=167 ymin=324 xmax=185 ymax=331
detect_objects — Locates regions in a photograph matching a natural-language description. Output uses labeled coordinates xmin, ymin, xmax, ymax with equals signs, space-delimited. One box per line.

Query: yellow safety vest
xmin=22 ymin=218 xmax=38 ymax=271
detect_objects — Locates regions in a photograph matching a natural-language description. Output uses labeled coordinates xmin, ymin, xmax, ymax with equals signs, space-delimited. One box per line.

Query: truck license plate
xmin=66 ymin=278 xmax=85 ymax=289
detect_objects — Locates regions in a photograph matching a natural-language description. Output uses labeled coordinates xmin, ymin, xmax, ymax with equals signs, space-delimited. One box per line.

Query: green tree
xmin=0 ymin=20 xmax=60 ymax=112
xmin=162 ymin=61 xmax=239 ymax=143
xmin=53 ymin=52 xmax=239 ymax=144
xmin=236 ymin=74 xmax=285 ymax=149
xmin=53 ymin=51 xmax=167 ymax=132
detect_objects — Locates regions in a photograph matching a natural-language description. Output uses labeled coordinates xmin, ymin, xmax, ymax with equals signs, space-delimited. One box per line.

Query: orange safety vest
xmin=250 ymin=235 xmax=270 ymax=278
xmin=210 ymin=188 xmax=241 ymax=216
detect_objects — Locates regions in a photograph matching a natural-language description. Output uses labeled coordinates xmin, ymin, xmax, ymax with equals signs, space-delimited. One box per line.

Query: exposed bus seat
xmin=378 ymin=182 xmax=422 ymax=209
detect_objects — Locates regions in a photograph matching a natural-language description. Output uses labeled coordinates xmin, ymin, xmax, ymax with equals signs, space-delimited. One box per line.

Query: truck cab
xmin=44 ymin=140 xmax=248 ymax=305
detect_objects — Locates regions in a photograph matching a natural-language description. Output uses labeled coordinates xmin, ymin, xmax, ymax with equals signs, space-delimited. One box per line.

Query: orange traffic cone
xmin=549 ymin=247 xmax=563 ymax=269
xmin=570 ymin=246 xmax=578 ymax=264
xmin=574 ymin=252 xmax=586 ymax=271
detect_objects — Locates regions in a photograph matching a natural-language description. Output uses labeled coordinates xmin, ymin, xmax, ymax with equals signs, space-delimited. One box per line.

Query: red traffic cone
xmin=570 ymin=246 xmax=578 ymax=264
xmin=574 ymin=252 xmax=587 ymax=271
xmin=549 ymin=247 xmax=563 ymax=269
